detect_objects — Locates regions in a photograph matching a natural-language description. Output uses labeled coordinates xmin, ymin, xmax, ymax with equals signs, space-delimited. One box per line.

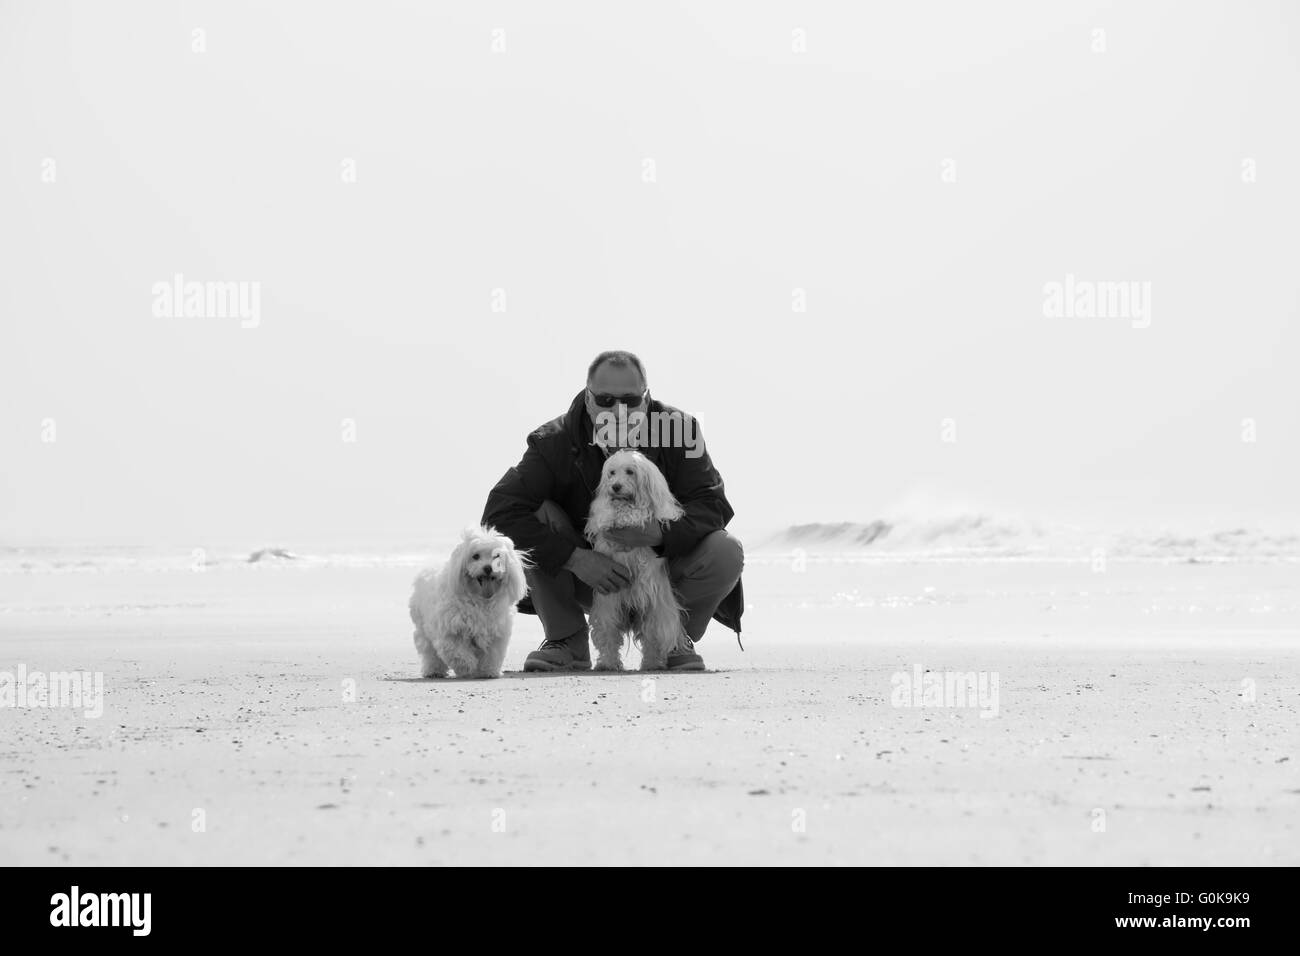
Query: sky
xmin=2 ymin=0 xmax=1297 ymax=549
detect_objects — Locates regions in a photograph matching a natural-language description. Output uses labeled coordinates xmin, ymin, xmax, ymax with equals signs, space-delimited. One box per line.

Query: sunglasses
xmin=588 ymin=388 xmax=647 ymax=408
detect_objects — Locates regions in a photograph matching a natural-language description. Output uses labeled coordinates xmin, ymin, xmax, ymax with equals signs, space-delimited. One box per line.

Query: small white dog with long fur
xmin=409 ymin=526 xmax=529 ymax=678
xmin=584 ymin=449 xmax=689 ymax=671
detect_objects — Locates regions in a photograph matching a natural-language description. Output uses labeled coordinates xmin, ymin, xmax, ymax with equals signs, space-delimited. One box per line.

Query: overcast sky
xmin=2 ymin=0 xmax=1297 ymax=549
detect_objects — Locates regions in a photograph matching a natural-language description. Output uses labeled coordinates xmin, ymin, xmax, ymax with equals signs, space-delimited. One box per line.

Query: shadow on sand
xmin=386 ymin=669 xmax=718 ymax=683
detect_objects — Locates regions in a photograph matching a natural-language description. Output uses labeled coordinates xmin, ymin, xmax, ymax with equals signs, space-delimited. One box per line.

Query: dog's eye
xmin=471 ymin=552 xmax=480 ymax=560
xmin=625 ymin=469 xmax=633 ymax=475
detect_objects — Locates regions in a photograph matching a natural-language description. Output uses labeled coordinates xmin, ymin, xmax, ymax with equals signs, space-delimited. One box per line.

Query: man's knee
xmin=688 ymin=530 xmax=744 ymax=580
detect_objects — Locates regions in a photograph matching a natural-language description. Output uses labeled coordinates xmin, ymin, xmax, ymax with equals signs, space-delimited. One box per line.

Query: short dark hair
xmin=586 ymin=350 xmax=647 ymax=388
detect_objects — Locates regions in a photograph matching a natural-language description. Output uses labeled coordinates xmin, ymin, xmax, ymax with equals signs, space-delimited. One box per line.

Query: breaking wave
xmin=4 ymin=517 xmax=1298 ymax=574
xmin=758 ymin=517 xmax=1300 ymax=561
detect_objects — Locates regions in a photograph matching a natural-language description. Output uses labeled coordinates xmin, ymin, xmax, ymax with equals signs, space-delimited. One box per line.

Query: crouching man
xmin=481 ymin=350 xmax=744 ymax=672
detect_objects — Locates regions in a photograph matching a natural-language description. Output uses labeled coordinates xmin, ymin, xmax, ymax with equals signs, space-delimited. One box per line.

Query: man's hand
xmin=563 ymin=549 xmax=633 ymax=594
xmin=602 ymin=521 xmax=664 ymax=549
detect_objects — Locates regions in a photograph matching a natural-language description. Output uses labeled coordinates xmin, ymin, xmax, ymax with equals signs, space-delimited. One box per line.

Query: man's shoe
xmin=523 ymin=630 xmax=592 ymax=672
xmin=666 ymin=636 xmax=706 ymax=672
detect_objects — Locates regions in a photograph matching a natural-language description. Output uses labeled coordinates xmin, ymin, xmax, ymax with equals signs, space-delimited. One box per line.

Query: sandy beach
xmin=2 ymin=552 xmax=1297 ymax=866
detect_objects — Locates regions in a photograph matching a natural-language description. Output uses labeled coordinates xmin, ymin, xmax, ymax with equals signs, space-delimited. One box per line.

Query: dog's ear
xmin=502 ymin=547 xmax=530 ymax=605
xmin=460 ymin=525 xmax=481 ymax=544
xmin=639 ymin=459 xmax=685 ymax=524
xmin=447 ymin=535 xmax=468 ymax=565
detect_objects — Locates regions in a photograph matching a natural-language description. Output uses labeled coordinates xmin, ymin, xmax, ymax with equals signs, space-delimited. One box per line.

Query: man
xmin=481 ymin=350 xmax=744 ymax=672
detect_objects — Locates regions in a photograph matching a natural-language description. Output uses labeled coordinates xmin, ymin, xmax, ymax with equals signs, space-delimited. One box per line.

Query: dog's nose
xmin=611 ymin=483 xmax=623 ymax=494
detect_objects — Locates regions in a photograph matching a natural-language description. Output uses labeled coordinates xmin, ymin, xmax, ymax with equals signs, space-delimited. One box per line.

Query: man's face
xmin=585 ymin=363 xmax=647 ymax=430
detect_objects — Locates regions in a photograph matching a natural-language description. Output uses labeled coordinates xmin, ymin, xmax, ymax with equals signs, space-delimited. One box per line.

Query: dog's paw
xmin=592 ymin=657 xmax=624 ymax=672
xmin=420 ymin=669 xmax=448 ymax=679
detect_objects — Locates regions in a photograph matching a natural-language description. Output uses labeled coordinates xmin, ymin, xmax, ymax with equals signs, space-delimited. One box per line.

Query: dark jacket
xmin=481 ymin=389 xmax=744 ymax=636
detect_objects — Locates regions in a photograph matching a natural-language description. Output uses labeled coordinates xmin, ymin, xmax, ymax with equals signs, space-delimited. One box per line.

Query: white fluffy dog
xmin=584 ymin=449 xmax=689 ymax=671
xmin=409 ymin=526 xmax=529 ymax=679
